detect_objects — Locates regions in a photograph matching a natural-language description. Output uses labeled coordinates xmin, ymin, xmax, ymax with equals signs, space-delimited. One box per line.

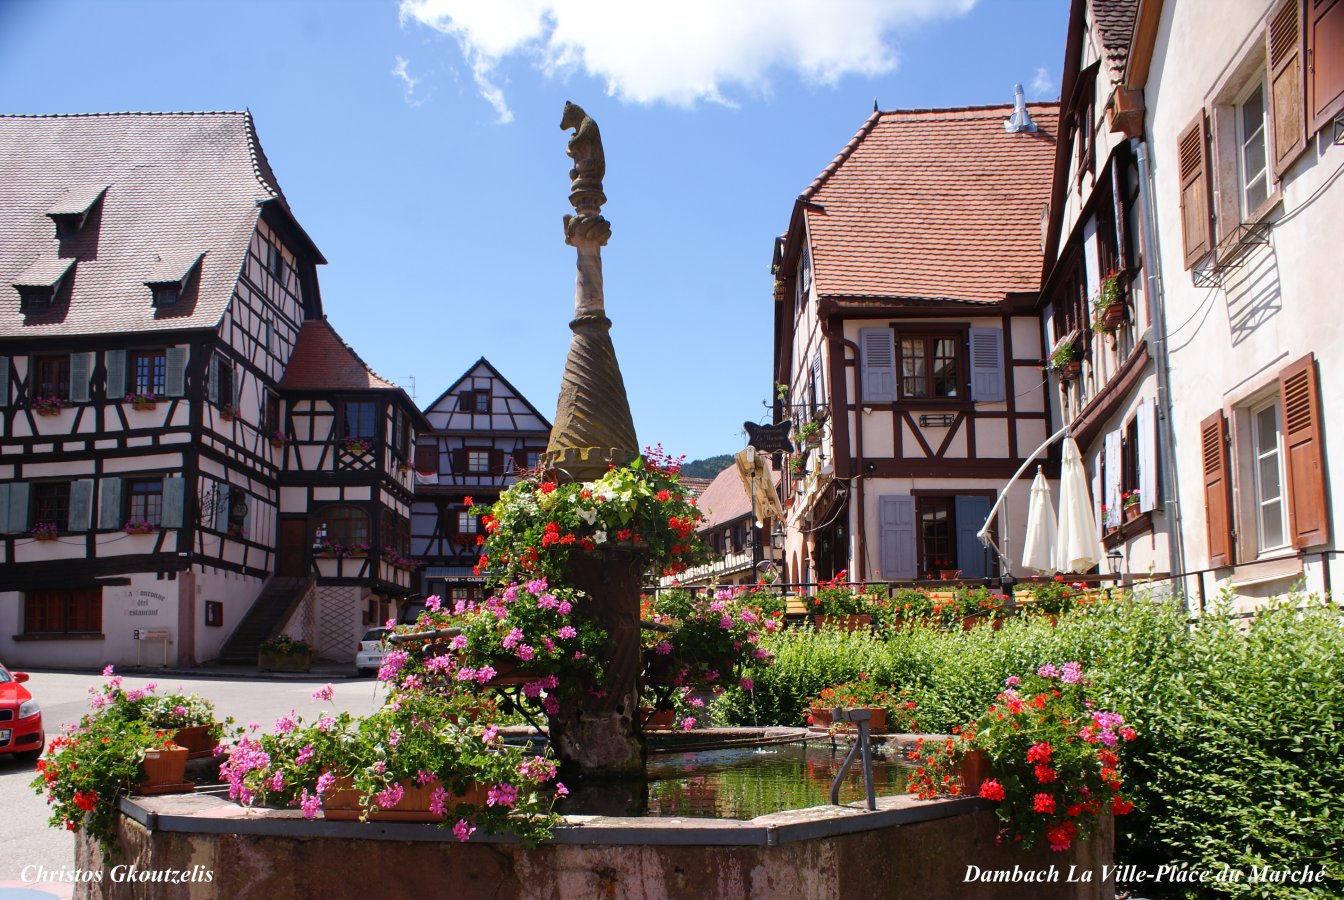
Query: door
xmin=278 ymin=517 xmax=309 ymax=577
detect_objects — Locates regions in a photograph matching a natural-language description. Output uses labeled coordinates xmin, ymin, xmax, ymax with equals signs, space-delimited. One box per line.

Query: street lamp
xmin=771 ymin=523 xmax=786 ymax=551
xmin=1106 ymin=548 xmax=1123 ymax=576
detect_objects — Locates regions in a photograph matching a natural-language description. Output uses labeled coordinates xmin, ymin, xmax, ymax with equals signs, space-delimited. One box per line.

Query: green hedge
xmin=719 ymin=597 xmax=1344 ymax=897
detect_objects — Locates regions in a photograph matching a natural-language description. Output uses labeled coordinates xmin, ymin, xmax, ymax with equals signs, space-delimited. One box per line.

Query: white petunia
xmin=578 ymin=508 xmax=598 ymax=525
xmin=594 ymin=530 xmax=608 ymax=544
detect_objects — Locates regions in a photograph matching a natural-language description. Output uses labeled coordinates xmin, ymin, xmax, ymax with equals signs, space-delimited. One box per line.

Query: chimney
xmin=1004 ymin=83 xmax=1038 ymax=133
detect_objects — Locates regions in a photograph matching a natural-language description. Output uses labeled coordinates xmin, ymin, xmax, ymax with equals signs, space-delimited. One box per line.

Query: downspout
xmin=1133 ymin=137 xmax=1188 ymax=596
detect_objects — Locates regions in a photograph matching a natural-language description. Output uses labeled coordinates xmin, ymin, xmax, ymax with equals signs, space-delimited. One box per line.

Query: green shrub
xmin=715 ymin=594 xmax=1344 ymax=897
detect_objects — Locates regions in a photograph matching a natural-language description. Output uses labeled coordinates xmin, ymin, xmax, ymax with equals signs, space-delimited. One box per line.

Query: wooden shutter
xmin=208 ymin=355 xmax=220 ymax=405
xmin=165 ymin=347 xmax=187 ymax=397
xmin=161 ymin=475 xmax=185 ymax=529
xmin=69 ymin=353 xmax=92 ymax=403
xmin=0 ymin=356 xmax=8 ymax=407
xmin=1269 ymin=0 xmax=1308 ymax=178
xmin=1136 ymin=398 xmax=1159 ymax=513
xmin=489 ymin=449 xmax=507 ymax=475
xmin=878 ymin=495 xmax=916 ymax=579
xmin=1307 ymin=0 xmax=1344 ymax=133
xmin=450 ymin=448 xmax=467 ymax=475
xmin=953 ymin=495 xmax=992 ymax=578
xmin=1280 ymin=354 xmax=1330 ymax=547
xmin=8 ymin=482 xmax=30 ymax=533
xmin=98 ymin=478 xmax=123 ymax=530
xmin=68 ymin=479 xmax=94 ymax=531
xmin=859 ymin=327 xmax=896 ymax=402
xmin=415 ymin=443 xmax=438 ymax=475
xmin=1092 ymin=462 xmax=1104 ymax=540
xmin=215 ymin=484 xmax=231 ymax=533
xmin=1104 ymin=430 xmax=1123 ymax=529
xmin=0 ymin=484 xmax=9 ymax=532
xmin=104 ymin=350 xmax=125 ymax=399
xmin=1201 ymin=411 xmax=1235 ymax=567
xmin=1177 ymin=114 xmax=1214 ymax=269
xmin=969 ymin=327 xmax=1005 ymax=402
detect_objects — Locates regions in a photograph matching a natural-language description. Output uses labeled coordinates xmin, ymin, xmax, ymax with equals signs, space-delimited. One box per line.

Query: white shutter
xmin=165 ymin=347 xmax=187 ymax=397
xmin=969 ymin=328 xmax=1005 ymax=402
xmin=859 ymin=328 xmax=896 ymax=402
xmin=215 ymin=484 xmax=231 ymax=533
xmin=104 ymin=350 xmax=126 ymax=399
xmin=98 ymin=478 xmax=123 ymax=529
xmin=208 ymin=355 xmax=220 ymax=405
xmin=69 ymin=353 xmax=92 ymax=403
xmin=878 ymin=495 xmax=917 ymax=579
xmin=0 ymin=356 xmax=8 ymax=406
xmin=1104 ymin=430 xmax=1123 ymax=529
xmin=161 ymin=475 xmax=185 ymax=529
xmin=1137 ymin=399 xmax=1158 ymax=513
xmin=1092 ymin=462 xmax=1104 ymax=539
xmin=8 ymin=482 xmax=30 ymax=533
xmin=68 ymin=479 xmax=94 ymax=531
xmin=0 ymin=484 xmax=10 ymax=532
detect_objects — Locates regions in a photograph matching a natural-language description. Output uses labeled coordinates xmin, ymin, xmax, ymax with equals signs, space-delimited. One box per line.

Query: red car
xmin=0 ymin=663 xmax=44 ymax=762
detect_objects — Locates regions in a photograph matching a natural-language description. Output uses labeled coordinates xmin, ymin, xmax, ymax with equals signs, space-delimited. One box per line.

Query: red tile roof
xmin=1092 ymin=0 xmax=1140 ymax=85
xmin=0 ymin=112 xmax=302 ymax=338
xmin=279 ymin=318 xmax=401 ymax=391
xmin=695 ymin=461 xmax=781 ymax=531
xmin=799 ymin=103 xmax=1059 ymax=305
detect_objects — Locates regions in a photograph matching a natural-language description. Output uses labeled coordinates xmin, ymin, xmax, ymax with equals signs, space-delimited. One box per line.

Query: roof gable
xmin=799 ymin=103 xmax=1060 ymax=305
xmin=0 ymin=111 xmax=300 ymax=339
xmin=279 ymin=318 xmax=400 ymax=392
xmin=423 ymin=357 xmax=552 ymax=433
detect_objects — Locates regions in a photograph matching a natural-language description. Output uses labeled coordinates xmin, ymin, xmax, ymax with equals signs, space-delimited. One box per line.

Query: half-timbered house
xmin=669 ymin=463 xmax=782 ymax=588
xmin=0 ymin=112 xmax=423 ymax=667
xmin=771 ymin=100 xmax=1060 ymax=586
xmin=411 ymin=359 xmax=551 ymax=603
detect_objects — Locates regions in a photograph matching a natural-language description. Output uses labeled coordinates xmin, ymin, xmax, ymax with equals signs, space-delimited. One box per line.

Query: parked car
xmin=355 ymin=627 xmax=390 ymax=677
xmin=0 ymin=662 xmax=44 ymax=762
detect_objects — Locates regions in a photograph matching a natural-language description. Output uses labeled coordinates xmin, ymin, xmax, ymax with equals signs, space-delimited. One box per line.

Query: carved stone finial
xmin=561 ymin=100 xmax=606 ymax=214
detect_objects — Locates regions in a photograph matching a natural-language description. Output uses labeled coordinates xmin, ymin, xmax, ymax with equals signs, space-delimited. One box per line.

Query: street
xmin=0 ymin=668 xmax=386 ymax=886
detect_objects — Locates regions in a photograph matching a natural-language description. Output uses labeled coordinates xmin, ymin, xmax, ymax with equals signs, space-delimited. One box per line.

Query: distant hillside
xmin=680 ymin=454 xmax=734 ymax=479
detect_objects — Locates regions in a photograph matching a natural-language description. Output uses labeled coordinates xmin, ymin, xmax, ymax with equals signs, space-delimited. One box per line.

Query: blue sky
xmin=0 ymin=0 xmax=1067 ymax=462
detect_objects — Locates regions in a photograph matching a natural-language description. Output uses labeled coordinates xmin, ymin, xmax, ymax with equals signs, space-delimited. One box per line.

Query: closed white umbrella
xmin=1021 ymin=467 xmax=1057 ymax=574
xmin=1054 ymin=437 xmax=1104 ymax=574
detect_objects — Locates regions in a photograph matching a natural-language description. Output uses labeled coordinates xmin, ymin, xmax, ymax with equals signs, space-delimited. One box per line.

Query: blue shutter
xmin=69 ymin=353 xmax=92 ymax=403
xmin=0 ymin=484 xmax=10 ymax=532
xmin=98 ymin=478 xmax=123 ymax=530
xmin=161 ymin=475 xmax=185 ymax=528
xmin=165 ymin=347 xmax=187 ymax=397
xmin=859 ymin=328 xmax=896 ymax=402
xmin=68 ymin=479 xmax=94 ymax=531
xmin=969 ymin=328 xmax=1005 ymax=402
xmin=208 ymin=355 xmax=220 ymax=405
xmin=1137 ymin=398 xmax=1158 ymax=513
xmin=215 ymin=484 xmax=231 ymax=532
xmin=8 ymin=482 xmax=30 ymax=533
xmin=104 ymin=350 xmax=126 ymax=399
xmin=878 ymin=495 xmax=917 ymax=579
xmin=0 ymin=356 xmax=8 ymax=406
xmin=954 ymin=495 xmax=993 ymax=579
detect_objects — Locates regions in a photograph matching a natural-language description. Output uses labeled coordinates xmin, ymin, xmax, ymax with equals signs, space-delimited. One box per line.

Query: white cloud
xmin=400 ymin=0 xmax=976 ymax=121
xmin=391 ymin=56 xmax=429 ymax=107
xmin=1029 ymin=66 xmax=1056 ymax=99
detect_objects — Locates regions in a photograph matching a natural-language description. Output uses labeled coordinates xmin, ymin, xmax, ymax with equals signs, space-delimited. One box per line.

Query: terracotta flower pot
xmin=640 ymin=707 xmax=675 ymax=731
xmin=1100 ymin=302 xmax=1126 ymax=330
xmin=1061 ymin=360 xmax=1081 ymax=380
xmin=1124 ymin=504 xmax=1140 ymax=522
xmin=938 ymin=570 xmax=958 ymax=581
xmin=813 ymin=614 xmax=872 ymax=632
xmin=137 ymin=744 xmax=191 ymax=794
xmin=172 ymin=724 xmax=220 ymax=759
xmin=324 ymin=775 xmax=486 ymax=822
xmin=959 ymin=749 xmax=991 ymax=794
xmin=808 ymin=706 xmax=889 ymax=735
xmin=960 ymin=614 xmax=1003 ymax=631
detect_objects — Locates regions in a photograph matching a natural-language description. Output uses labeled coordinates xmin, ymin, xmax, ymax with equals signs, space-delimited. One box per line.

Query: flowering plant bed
xmin=31 ymin=395 xmax=67 ymax=415
xmin=640 ymin=587 xmax=778 ymax=689
xmin=382 ymin=546 xmax=419 ymax=570
xmin=340 ymin=436 xmax=372 ymax=457
xmin=807 ymin=570 xmax=883 ymax=617
xmin=943 ymin=587 xmax=1009 ymax=626
xmin=123 ymin=517 xmax=157 ymax=535
xmin=258 ymin=634 xmax=314 ymax=672
xmin=888 ymin=588 xmax=937 ymax=623
xmin=1026 ymin=575 xmax=1086 ymax=615
xmin=908 ymin=663 xmax=1136 ymax=853
xmin=219 ymin=683 xmax=564 ymax=843
xmin=31 ymin=521 xmax=60 ymax=541
xmin=807 ymin=674 xmax=919 ymax=734
xmin=219 ymin=403 xmax=239 ymax=421
xmin=315 ymin=542 xmax=369 ymax=558
xmin=472 ymin=448 xmax=711 ymax=583
xmin=30 ymin=667 xmax=223 ymax=852
xmin=124 ymin=391 xmax=159 ymax=410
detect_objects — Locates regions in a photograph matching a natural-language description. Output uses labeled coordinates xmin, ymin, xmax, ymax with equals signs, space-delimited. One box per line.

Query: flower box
xmin=128 ymin=400 xmax=158 ymax=411
xmin=487 ymin=657 xmax=542 ymax=687
xmin=1124 ymin=504 xmax=1140 ymax=523
xmin=172 ymin=724 xmax=221 ymax=760
xmin=808 ymin=706 xmax=889 ymax=735
xmin=938 ymin=569 xmax=959 ymax=581
xmin=136 ymin=744 xmax=192 ymax=795
xmin=34 ymin=406 xmax=64 ymax=417
xmin=269 ymin=437 xmax=285 ymax=449
xmin=812 ymin=614 xmax=871 ymax=632
xmin=1060 ymin=360 xmax=1081 ymax=380
xmin=1097 ymin=302 xmax=1126 ymax=331
xmin=258 ymin=647 xmax=312 ymax=673
xmin=323 ymin=775 xmax=486 ymax=822
xmin=640 ymin=707 xmax=675 ymax=731
xmin=960 ymin=614 xmax=1004 ymax=632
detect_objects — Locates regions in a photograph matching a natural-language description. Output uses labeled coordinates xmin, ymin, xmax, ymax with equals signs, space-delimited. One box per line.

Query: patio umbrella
xmin=1054 ymin=437 xmax=1104 ymax=574
xmin=1021 ymin=467 xmax=1057 ymax=574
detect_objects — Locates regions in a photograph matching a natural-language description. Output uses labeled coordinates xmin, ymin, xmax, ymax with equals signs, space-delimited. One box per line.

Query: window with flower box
xmin=33 ymin=355 xmax=70 ymax=401
xmin=129 ymin=350 xmax=166 ymax=396
xmin=126 ymin=478 xmax=163 ymax=526
xmin=32 ymin=482 xmax=71 ymax=533
xmin=321 ymin=505 xmax=369 ymax=547
xmin=340 ymin=399 xmax=378 ymax=440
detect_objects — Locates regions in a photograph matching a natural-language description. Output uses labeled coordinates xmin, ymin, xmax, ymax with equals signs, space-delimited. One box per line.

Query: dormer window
xmin=143 ymin=252 xmax=203 ymax=308
xmin=13 ymin=258 xmax=75 ymax=313
xmin=45 ymin=185 xmax=107 ymax=240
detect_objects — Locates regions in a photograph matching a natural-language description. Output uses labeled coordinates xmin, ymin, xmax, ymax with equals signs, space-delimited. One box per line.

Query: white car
xmin=355 ymin=627 xmax=390 ymax=677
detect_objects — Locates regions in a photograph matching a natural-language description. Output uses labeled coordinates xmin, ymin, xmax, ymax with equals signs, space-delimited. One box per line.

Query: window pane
xmin=1261 ymin=499 xmax=1285 ymax=548
xmin=128 ymin=479 xmax=163 ymax=525
xmin=920 ymin=498 xmax=953 ymax=567
xmin=1254 ymin=405 xmax=1278 ymax=449
xmin=901 ymin=339 xmax=927 ymax=397
xmin=1240 ymin=85 xmax=1265 ymax=137
xmin=1256 ymin=452 xmax=1282 ymax=503
xmin=932 ymin=338 xmax=959 ymax=398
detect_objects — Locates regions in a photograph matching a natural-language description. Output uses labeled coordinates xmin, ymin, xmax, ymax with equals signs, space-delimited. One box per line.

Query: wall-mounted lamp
xmin=1106 ymin=548 xmax=1124 ymax=577
xmin=771 ymin=523 xmax=786 ymax=551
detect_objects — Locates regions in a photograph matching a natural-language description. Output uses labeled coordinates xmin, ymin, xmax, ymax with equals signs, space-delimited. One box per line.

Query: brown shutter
xmin=1178 ymin=114 xmax=1214 ymax=269
xmin=450 ymin=448 xmax=467 ymax=474
xmin=1201 ymin=410 xmax=1235 ymax=567
xmin=489 ymin=449 xmax=506 ymax=475
xmin=1268 ymin=0 xmax=1308 ymax=178
xmin=414 ymin=443 xmax=437 ymax=475
xmin=1279 ymin=353 xmax=1330 ymax=548
xmin=1307 ymin=0 xmax=1344 ymax=133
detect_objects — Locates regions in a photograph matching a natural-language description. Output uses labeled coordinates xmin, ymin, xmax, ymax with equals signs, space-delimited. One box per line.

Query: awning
xmin=1021 ymin=467 xmax=1058 ymax=575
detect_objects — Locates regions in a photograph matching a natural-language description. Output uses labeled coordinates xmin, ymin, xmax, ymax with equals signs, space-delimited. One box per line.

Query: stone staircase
xmin=216 ymin=576 xmax=313 ymax=665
